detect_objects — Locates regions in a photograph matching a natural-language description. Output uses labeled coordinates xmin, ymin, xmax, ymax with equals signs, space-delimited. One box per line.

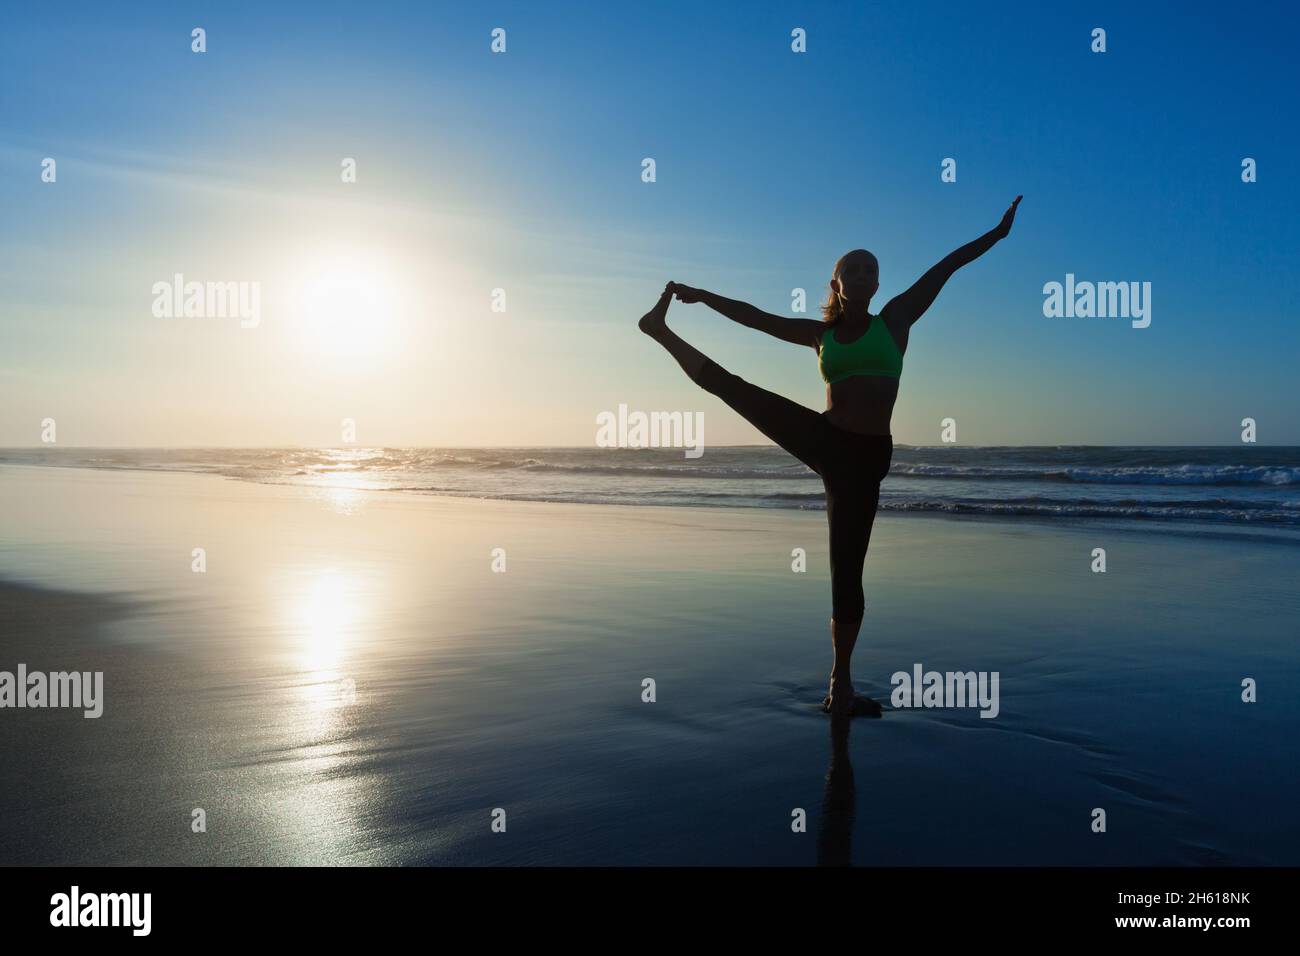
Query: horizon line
xmin=3 ymin=443 xmax=1296 ymax=452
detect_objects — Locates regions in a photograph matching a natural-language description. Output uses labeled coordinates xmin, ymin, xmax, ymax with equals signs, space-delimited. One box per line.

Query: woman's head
xmin=821 ymin=249 xmax=879 ymax=323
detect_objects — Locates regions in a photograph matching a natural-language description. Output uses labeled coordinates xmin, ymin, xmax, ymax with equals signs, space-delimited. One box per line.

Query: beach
xmin=1 ymin=463 xmax=1298 ymax=866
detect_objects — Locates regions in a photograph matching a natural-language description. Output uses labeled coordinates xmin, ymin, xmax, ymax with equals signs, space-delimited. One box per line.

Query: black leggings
xmin=693 ymin=357 xmax=892 ymax=621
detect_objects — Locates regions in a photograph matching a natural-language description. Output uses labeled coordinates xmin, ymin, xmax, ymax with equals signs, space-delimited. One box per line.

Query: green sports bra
xmin=818 ymin=314 xmax=904 ymax=383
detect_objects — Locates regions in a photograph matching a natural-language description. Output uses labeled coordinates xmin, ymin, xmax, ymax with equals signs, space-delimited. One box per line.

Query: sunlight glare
xmin=289 ymin=245 xmax=404 ymax=365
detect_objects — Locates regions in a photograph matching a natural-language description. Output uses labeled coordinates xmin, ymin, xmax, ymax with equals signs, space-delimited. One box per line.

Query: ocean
xmin=3 ymin=445 xmax=1300 ymax=537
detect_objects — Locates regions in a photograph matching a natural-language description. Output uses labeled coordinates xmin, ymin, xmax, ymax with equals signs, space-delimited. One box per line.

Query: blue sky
xmin=1 ymin=1 xmax=1297 ymax=446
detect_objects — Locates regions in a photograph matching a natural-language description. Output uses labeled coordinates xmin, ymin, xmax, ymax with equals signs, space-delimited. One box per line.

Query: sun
xmin=288 ymin=245 xmax=403 ymax=365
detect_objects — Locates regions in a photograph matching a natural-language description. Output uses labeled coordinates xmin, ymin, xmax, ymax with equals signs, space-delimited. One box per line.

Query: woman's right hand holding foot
xmin=669 ymin=282 xmax=703 ymax=304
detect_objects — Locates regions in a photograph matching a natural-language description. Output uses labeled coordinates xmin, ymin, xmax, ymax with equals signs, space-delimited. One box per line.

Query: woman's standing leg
xmin=823 ymin=480 xmax=883 ymax=715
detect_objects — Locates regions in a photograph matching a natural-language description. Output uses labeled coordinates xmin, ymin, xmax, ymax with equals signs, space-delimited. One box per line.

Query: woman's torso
xmin=818 ymin=313 xmax=908 ymax=436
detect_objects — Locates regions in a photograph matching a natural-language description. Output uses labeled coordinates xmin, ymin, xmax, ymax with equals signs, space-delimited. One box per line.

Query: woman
xmin=638 ymin=196 xmax=1021 ymax=716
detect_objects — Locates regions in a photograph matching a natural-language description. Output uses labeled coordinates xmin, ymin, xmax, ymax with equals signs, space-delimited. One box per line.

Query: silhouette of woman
xmin=639 ymin=197 xmax=1021 ymax=716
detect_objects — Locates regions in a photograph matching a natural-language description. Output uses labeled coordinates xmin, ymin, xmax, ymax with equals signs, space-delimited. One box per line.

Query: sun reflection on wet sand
xmin=265 ymin=564 xmax=389 ymax=861
xmin=316 ymin=484 xmax=368 ymax=516
xmin=292 ymin=568 xmax=358 ymax=672
xmin=301 ymin=466 xmax=386 ymax=515
xmin=278 ymin=564 xmax=384 ymax=749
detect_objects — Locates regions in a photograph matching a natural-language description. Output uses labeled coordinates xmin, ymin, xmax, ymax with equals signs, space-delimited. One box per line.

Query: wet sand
xmin=1 ymin=464 xmax=1297 ymax=865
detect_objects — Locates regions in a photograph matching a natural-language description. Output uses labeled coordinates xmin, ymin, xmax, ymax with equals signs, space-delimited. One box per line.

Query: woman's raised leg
xmin=640 ymin=286 xmax=826 ymax=473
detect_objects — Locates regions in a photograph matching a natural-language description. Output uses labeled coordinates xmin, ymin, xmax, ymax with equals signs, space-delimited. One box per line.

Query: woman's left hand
xmin=994 ymin=195 xmax=1022 ymax=239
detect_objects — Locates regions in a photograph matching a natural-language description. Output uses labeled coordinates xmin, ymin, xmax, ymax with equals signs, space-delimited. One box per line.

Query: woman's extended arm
xmin=883 ymin=196 xmax=1021 ymax=327
xmin=670 ymin=283 xmax=823 ymax=348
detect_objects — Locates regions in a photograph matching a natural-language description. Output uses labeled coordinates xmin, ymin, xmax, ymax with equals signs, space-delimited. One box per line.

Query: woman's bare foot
xmin=823 ymin=678 xmax=882 ymax=717
xmin=824 ymin=676 xmax=854 ymax=716
xmin=638 ymin=283 xmax=674 ymax=338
